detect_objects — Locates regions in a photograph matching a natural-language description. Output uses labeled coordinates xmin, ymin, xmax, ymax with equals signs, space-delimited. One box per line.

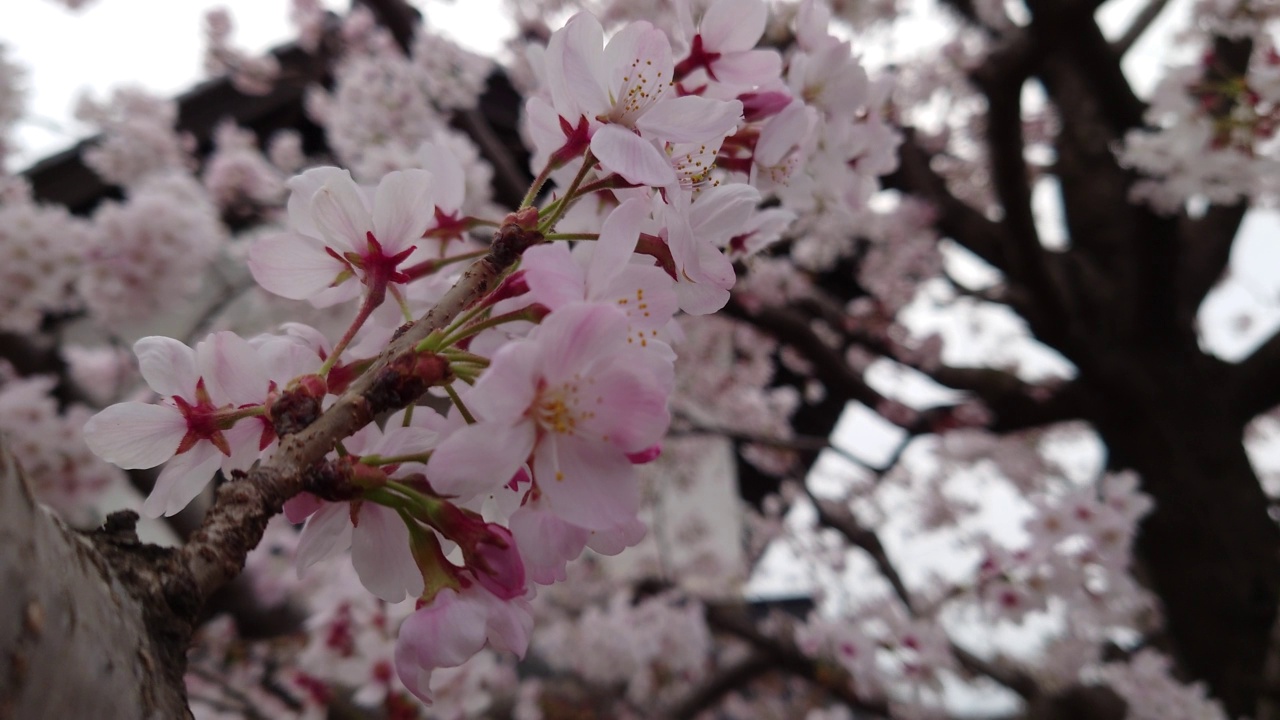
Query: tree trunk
xmin=0 ymin=440 xmax=194 ymax=719
xmin=1086 ymin=350 xmax=1280 ymax=717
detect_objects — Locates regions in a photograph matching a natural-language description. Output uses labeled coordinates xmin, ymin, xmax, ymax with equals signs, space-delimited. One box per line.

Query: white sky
xmin=0 ymin=0 xmax=511 ymax=169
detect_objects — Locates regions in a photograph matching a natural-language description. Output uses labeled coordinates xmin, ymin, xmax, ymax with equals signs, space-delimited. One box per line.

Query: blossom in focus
xmin=248 ymin=166 xmax=434 ymax=307
xmin=536 ymin=11 xmax=743 ymax=186
xmin=427 ymin=303 xmax=672 ymax=530
xmin=83 ymin=332 xmax=272 ymax=517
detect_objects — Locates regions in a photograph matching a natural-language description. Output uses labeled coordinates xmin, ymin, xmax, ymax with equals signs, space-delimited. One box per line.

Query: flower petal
xmin=199 ymin=331 xmax=269 ymax=406
xmin=637 ymin=96 xmax=742 ymax=144
xmin=83 ymin=402 xmax=186 ymax=469
xmin=373 ymin=169 xmax=434 ymax=255
xmin=134 ymin=336 xmax=198 ymax=399
xmin=249 ymin=232 xmax=346 ymax=301
xmin=586 ymin=197 xmax=647 ymax=297
xmin=591 ymin=125 xmax=677 ymax=187
xmin=143 ymin=442 xmax=224 ymax=518
xmin=534 ymin=434 xmax=638 ymax=530
xmin=702 ymin=0 xmax=767 ymax=52
xmin=296 ymin=502 xmax=354 ymax=571
xmin=352 ymin=504 xmax=424 ymax=602
xmin=522 ymin=242 xmax=586 ymax=310
xmin=426 ymin=421 xmax=535 ymax=500
xmin=309 ymin=170 xmax=370 ymax=252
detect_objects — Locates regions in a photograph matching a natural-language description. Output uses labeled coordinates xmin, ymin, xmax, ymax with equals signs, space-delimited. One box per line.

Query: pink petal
xmin=586 ymin=516 xmax=647 ymax=555
xmin=286 ymin=167 xmax=350 ymax=238
xmin=398 ymin=589 xmax=488 ymax=669
xmin=522 ymin=243 xmax=587 ymax=310
xmin=546 ymin=13 xmax=609 ymax=118
xmin=283 ymin=492 xmax=323 ymax=523
xmin=352 ymin=504 xmax=425 ymax=602
xmin=199 ymin=331 xmax=269 ymax=406
xmin=584 ymin=361 xmax=671 ymax=452
xmin=534 ymin=434 xmax=639 ymax=531
xmin=637 ymin=96 xmax=742 ymax=144
xmin=610 ymin=264 xmax=679 ymax=332
xmin=510 ymin=500 xmax=590 ymax=585
xmin=533 ymin=303 xmax=630 ymax=384
xmin=295 ymin=502 xmax=354 ymax=571
xmin=373 ymin=169 xmax=435 ymax=255
xmin=143 ymin=442 xmax=224 ymax=518
xmin=586 ymin=197 xmax=647 ymax=297
xmin=477 ymin=593 xmax=534 ymax=658
xmin=134 ymin=336 xmax=198 ymax=399
xmin=426 ymin=421 xmax=535 ymax=500
xmin=469 ymin=348 xmax=539 ymax=423
xmin=309 ymin=172 xmax=370 ymax=252
xmin=591 ymin=125 xmax=677 ymax=187
xmin=702 ymin=0 xmax=767 ymax=52
xmin=249 ymin=232 xmax=346 ymax=300
xmin=83 ymin=402 xmax=186 ymax=469
xmin=713 ymin=49 xmax=782 ymax=86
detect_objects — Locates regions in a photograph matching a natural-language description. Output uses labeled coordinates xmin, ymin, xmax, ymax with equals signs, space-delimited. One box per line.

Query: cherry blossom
xmin=84 ymin=332 xmax=271 ymax=517
xmin=248 ymin=166 xmax=434 ymax=309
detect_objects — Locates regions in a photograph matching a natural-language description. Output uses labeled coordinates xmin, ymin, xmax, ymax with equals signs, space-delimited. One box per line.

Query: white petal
xmin=702 ymin=0 xmax=767 ymax=52
xmin=373 ymin=169 xmax=434 ymax=254
xmin=296 ymin=502 xmax=354 ymax=571
xmin=83 ymin=403 xmax=186 ymax=469
xmin=586 ymin=197 xmax=647 ymax=297
xmin=134 ymin=336 xmax=198 ymax=399
xmin=352 ymin=504 xmax=424 ymax=602
xmin=637 ymin=96 xmax=742 ymax=144
xmin=198 ymin=331 xmax=269 ymax=406
xmin=591 ymin=125 xmax=676 ymax=187
xmin=249 ymin=232 xmax=347 ymax=300
xmin=143 ymin=443 xmax=224 ymax=518
xmin=309 ymin=172 xmax=371 ymax=252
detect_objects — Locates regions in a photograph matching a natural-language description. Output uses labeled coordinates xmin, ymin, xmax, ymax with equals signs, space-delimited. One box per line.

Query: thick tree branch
xmin=0 ymin=441 xmax=191 ymax=717
xmin=1231 ymin=327 xmax=1280 ymax=422
xmin=1112 ymin=0 xmax=1174 ymax=57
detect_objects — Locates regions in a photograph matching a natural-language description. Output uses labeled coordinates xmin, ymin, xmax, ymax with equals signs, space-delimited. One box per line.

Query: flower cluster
xmin=79 ymin=0 xmax=899 ymax=708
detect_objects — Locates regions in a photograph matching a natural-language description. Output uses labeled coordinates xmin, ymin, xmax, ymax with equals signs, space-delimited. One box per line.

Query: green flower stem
xmin=539 ymin=151 xmax=596 ymax=233
xmin=444 ymin=383 xmax=476 ymax=424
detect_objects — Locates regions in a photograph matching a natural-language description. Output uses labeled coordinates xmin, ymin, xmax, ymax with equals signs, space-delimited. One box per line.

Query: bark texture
xmin=0 ymin=441 xmax=193 ymax=719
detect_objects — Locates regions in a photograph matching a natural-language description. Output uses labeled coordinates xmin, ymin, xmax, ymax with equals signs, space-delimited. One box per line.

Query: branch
xmin=180 ymin=224 xmax=537 ymax=599
xmin=1112 ymin=0 xmax=1173 ymax=57
xmin=668 ymin=652 xmax=776 ymax=720
xmin=887 ymin=132 xmax=1010 ymax=275
xmin=704 ymin=602 xmax=891 ymax=717
xmin=1231 ymin=327 xmax=1280 ymax=422
xmin=807 ymin=486 xmax=1046 ymax=703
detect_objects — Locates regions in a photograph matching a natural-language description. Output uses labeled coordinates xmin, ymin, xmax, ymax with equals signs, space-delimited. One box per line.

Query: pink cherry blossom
xmin=83 ymin=332 xmax=270 ymax=517
xmin=292 ymin=418 xmax=440 ymax=603
xmin=540 ymin=12 xmax=743 ymax=186
xmin=394 ymin=586 xmax=532 ymax=704
xmin=520 ymin=198 xmax=679 ymax=355
xmin=427 ymin=303 xmax=672 ymax=530
xmin=674 ymin=0 xmax=782 ymax=90
xmin=248 ymin=166 xmax=434 ymax=306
